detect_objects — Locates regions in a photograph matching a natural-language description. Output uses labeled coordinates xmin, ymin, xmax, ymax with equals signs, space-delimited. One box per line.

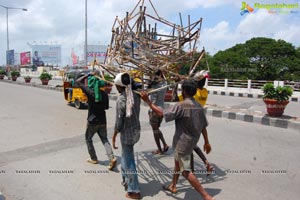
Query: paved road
xmin=0 ymin=81 xmax=300 ymax=200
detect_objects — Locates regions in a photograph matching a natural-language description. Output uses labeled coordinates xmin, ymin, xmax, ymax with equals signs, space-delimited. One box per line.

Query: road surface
xmin=0 ymin=81 xmax=299 ymax=200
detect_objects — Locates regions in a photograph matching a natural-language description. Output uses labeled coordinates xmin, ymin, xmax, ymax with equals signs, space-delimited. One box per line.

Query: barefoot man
xmin=140 ymin=79 xmax=214 ymax=200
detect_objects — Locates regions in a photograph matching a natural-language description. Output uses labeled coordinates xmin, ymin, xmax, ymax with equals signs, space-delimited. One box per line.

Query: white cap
xmin=114 ymin=73 xmax=126 ymax=87
xmin=194 ymin=70 xmax=209 ymax=81
xmin=114 ymin=72 xmax=134 ymax=117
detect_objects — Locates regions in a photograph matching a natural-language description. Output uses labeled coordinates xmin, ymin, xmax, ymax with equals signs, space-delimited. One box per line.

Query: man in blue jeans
xmin=112 ymin=72 xmax=142 ymax=199
xmin=76 ymin=72 xmax=117 ymax=170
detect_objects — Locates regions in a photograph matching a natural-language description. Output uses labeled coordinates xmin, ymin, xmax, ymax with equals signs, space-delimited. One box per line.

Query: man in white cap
xmin=112 ymin=72 xmax=142 ymax=199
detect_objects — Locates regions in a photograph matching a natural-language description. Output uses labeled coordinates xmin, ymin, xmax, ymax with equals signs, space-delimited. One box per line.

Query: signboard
xmin=6 ymin=50 xmax=14 ymax=66
xmin=20 ymin=51 xmax=31 ymax=65
xmin=31 ymin=45 xmax=61 ymax=66
xmin=87 ymin=45 xmax=107 ymax=64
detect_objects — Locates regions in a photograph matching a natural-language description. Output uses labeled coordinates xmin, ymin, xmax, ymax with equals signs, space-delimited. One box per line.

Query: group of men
xmin=76 ymin=70 xmax=215 ymax=200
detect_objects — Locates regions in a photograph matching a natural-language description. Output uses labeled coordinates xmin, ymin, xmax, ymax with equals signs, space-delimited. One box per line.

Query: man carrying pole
xmin=140 ymin=79 xmax=214 ymax=200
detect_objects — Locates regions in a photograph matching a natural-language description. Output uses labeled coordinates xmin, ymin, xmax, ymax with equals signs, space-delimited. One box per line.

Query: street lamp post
xmin=84 ymin=0 xmax=88 ymax=68
xmin=0 ymin=5 xmax=27 ymax=66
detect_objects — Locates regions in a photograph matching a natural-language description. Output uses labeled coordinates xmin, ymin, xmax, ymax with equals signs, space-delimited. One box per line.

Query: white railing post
xmin=247 ymin=79 xmax=251 ymax=92
xmin=274 ymin=80 xmax=279 ymax=87
xmin=279 ymin=81 xmax=284 ymax=86
xmin=224 ymin=79 xmax=228 ymax=90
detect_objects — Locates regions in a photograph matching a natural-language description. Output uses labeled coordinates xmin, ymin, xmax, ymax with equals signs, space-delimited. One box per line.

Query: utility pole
xmin=84 ymin=0 xmax=88 ymax=67
xmin=0 ymin=5 xmax=27 ymax=66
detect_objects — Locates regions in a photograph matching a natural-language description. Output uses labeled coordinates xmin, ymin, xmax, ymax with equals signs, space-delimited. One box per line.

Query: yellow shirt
xmin=178 ymin=88 xmax=208 ymax=106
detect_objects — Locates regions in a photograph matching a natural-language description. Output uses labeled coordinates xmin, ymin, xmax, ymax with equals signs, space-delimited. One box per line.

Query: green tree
xmin=245 ymin=38 xmax=297 ymax=80
xmin=210 ymin=45 xmax=251 ymax=79
xmin=209 ymin=37 xmax=300 ymax=80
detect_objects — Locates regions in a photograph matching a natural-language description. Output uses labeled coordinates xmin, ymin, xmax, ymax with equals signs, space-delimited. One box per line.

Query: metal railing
xmin=207 ymin=78 xmax=300 ymax=92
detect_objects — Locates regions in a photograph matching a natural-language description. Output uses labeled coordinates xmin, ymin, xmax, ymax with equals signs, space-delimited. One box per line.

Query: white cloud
xmin=204 ymin=21 xmax=231 ymax=40
xmin=201 ymin=21 xmax=237 ymax=54
xmin=156 ymin=0 xmax=240 ymax=10
xmin=200 ymin=9 xmax=300 ymax=55
xmin=274 ymin=26 xmax=300 ymax=47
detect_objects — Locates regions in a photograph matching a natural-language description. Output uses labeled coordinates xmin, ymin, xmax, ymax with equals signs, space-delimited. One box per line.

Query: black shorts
xmin=148 ymin=110 xmax=163 ymax=126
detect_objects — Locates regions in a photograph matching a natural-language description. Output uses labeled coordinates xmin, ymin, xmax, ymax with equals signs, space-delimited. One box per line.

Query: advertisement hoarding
xmin=87 ymin=45 xmax=107 ymax=65
xmin=6 ymin=50 xmax=14 ymax=66
xmin=31 ymin=45 xmax=61 ymax=66
xmin=20 ymin=51 xmax=31 ymax=65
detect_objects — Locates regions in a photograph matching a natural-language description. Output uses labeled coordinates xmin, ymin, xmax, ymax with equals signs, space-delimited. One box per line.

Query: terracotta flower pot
xmin=25 ymin=78 xmax=32 ymax=83
xmin=41 ymin=79 xmax=49 ymax=85
xmin=12 ymin=76 xmax=18 ymax=81
xmin=263 ymin=99 xmax=289 ymax=117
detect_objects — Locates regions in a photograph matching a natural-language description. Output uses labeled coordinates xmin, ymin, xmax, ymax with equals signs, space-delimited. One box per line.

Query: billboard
xmin=20 ymin=51 xmax=31 ymax=65
xmin=6 ymin=50 xmax=14 ymax=66
xmin=31 ymin=45 xmax=61 ymax=66
xmin=87 ymin=45 xmax=107 ymax=64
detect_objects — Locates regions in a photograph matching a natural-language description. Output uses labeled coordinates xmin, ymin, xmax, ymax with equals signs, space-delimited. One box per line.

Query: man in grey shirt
xmin=140 ymin=79 xmax=214 ymax=200
xmin=112 ymin=72 xmax=142 ymax=199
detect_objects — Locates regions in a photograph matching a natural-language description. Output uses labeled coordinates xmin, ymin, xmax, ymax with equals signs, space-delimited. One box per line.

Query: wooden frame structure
xmin=100 ymin=0 xmax=207 ymax=91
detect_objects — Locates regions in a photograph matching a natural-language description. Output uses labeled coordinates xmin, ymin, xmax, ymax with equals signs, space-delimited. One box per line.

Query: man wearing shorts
xmin=148 ymin=70 xmax=169 ymax=154
xmin=140 ymin=79 xmax=214 ymax=200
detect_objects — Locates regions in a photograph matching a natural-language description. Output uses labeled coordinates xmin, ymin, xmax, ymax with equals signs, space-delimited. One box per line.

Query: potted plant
xmin=24 ymin=75 xmax=32 ymax=83
xmin=39 ymin=72 xmax=52 ymax=85
xmin=0 ymin=69 xmax=5 ymax=80
xmin=262 ymin=83 xmax=293 ymax=117
xmin=11 ymin=70 xmax=20 ymax=81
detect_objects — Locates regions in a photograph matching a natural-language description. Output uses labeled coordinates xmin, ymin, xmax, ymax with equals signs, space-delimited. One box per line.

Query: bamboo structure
xmin=101 ymin=0 xmax=208 ymax=92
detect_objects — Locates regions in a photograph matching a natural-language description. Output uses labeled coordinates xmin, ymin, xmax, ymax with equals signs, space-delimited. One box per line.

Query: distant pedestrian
xmin=140 ymin=80 xmax=214 ymax=200
xmin=148 ymin=70 xmax=169 ymax=155
xmin=112 ymin=72 xmax=142 ymax=199
xmin=76 ymin=71 xmax=117 ymax=170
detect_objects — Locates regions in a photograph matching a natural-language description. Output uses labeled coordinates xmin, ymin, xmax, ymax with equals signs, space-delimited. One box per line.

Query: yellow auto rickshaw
xmin=63 ymin=69 xmax=91 ymax=109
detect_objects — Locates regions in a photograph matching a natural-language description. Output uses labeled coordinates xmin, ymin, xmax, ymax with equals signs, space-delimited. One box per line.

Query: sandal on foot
xmin=163 ymin=145 xmax=169 ymax=153
xmin=152 ymin=149 xmax=163 ymax=155
xmin=108 ymin=158 xmax=117 ymax=170
xmin=86 ymin=158 xmax=98 ymax=164
xmin=162 ymin=185 xmax=177 ymax=194
xmin=206 ymin=164 xmax=214 ymax=176
xmin=126 ymin=192 xmax=142 ymax=199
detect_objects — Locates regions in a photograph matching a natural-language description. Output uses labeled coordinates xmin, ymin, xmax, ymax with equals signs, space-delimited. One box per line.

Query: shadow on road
xmin=135 ymin=150 xmax=225 ymax=199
